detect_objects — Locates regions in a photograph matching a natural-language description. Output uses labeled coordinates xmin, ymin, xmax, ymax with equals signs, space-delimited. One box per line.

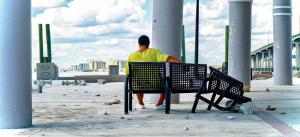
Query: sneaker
xmin=137 ymin=104 xmax=146 ymax=109
xmin=155 ymin=104 xmax=165 ymax=110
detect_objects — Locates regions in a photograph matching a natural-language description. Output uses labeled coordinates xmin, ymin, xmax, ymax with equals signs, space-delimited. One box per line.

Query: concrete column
xmin=152 ymin=0 xmax=183 ymax=104
xmin=255 ymin=54 xmax=260 ymax=68
xmin=251 ymin=55 xmax=256 ymax=68
xmin=296 ymin=44 xmax=300 ymax=68
xmin=0 ymin=0 xmax=32 ymax=128
xmin=268 ymin=48 xmax=273 ymax=68
xmin=258 ymin=53 xmax=262 ymax=68
xmin=273 ymin=0 xmax=292 ymax=85
xmin=261 ymin=52 xmax=266 ymax=68
xmin=228 ymin=0 xmax=252 ymax=91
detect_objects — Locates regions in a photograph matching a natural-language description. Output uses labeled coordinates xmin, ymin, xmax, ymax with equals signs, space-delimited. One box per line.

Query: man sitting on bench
xmin=125 ymin=35 xmax=181 ymax=110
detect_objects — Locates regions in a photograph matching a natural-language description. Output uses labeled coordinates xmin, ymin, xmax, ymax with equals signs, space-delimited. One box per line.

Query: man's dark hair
xmin=138 ymin=35 xmax=150 ymax=46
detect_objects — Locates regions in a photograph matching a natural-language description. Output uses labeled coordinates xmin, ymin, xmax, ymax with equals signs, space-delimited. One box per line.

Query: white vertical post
xmin=296 ymin=44 xmax=300 ymax=68
xmin=0 ymin=0 xmax=32 ymax=128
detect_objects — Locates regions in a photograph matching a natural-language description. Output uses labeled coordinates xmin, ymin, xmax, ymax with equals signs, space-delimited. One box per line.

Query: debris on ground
xmin=95 ymin=94 xmax=101 ymax=97
xmin=266 ymin=105 xmax=276 ymax=111
xmin=62 ymin=80 xmax=87 ymax=86
xmin=104 ymin=99 xmax=121 ymax=105
xmin=79 ymin=80 xmax=87 ymax=86
xmin=120 ymin=116 xmax=125 ymax=119
xmin=185 ymin=127 xmax=189 ymax=131
xmin=239 ymin=102 xmax=253 ymax=114
xmin=280 ymin=112 xmax=286 ymax=115
xmin=97 ymin=79 xmax=107 ymax=85
xmin=227 ymin=116 xmax=235 ymax=120
xmin=104 ymin=102 xmax=113 ymax=105
xmin=98 ymin=110 xmax=110 ymax=115
xmin=225 ymin=100 xmax=253 ymax=115
xmin=104 ymin=111 xmax=109 ymax=115
xmin=111 ymin=99 xmax=121 ymax=104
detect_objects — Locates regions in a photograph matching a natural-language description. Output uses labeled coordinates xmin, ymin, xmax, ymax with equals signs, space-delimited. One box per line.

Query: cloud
xmin=31 ymin=0 xmax=300 ymax=69
xmin=32 ymin=0 xmax=150 ymax=68
xmin=32 ymin=0 xmax=65 ymax=8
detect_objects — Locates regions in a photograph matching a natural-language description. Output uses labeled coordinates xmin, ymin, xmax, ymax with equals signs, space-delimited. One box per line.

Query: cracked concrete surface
xmin=1 ymin=78 xmax=300 ymax=137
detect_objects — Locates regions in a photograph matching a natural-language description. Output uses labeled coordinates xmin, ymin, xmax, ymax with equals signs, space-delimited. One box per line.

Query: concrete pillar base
xmin=243 ymin=84 xmax=251 ymax=92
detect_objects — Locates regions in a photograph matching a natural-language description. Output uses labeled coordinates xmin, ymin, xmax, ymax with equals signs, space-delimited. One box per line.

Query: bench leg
xmin=129 ymin=90 xmax=133 ymax=111
xmin=192 ymin=93 xmax=200 ymax=113
xmin=214 ymin=95 xmax=224 ymax=106
xmin=207 ymin=93 xmax=216 ymax=110
xmin=165 ymin=82 xmax=170 ymax=114
xmin=212 ymin=95 xmax=224 ymax=110
xmin=124 ymin=85 xmax=129 ymax=115
xmin=211 ymin=95 xmax=231 ymax=111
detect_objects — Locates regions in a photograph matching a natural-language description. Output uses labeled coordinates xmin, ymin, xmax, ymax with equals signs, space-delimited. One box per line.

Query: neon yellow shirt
xmin=125 ymin=48 xmax=169 ymax=74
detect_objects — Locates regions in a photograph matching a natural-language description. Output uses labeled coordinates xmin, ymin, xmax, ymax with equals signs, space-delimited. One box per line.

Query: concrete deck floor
xmin=1 ymin=79 xmax=300 ymax=137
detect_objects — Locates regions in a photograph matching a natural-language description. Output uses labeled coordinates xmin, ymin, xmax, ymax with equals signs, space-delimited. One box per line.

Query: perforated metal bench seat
xmin=124 ymin=62 xmax=209 ymax=114
xmin=192 ymin=66 xmax=252 ymax=112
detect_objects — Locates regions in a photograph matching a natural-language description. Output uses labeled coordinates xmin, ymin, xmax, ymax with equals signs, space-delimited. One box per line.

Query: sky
xmin=31 ymin=0 xmax=300 ymax=69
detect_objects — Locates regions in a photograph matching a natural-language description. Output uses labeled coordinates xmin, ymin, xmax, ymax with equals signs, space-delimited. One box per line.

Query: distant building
xmin=78 ymin=63 xmax=89 ymax=72
xmin=117 ymin=60 xmax=127 ymax=70
xmin=108 ymin=59 xmax=118 ymax=66
xmin=108 ymin=59 xmax=127 ymax=70
xmin=95 ymin=60 xmax=106 ymax=70
xmin=87 ymin=60 xmax=106 ymax=71
xmin=87 ymin=60 xmax=94 ymax=71
xmin=70 ymin=64 xmax=78 ymax=71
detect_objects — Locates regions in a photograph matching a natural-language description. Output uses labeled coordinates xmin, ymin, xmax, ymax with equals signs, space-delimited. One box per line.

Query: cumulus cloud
xmin=31 ymin=0 xmax=300 ymax=68
xmin=32 ymin=0 xmax=150 ymax=68
xmin=32 ymin=0 xmax=65 ymax=8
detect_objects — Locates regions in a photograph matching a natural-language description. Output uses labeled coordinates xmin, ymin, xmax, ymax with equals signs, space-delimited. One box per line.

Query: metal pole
xmin=46 ymin=24 xmax=52 ymax=63
xmin=182 ymin=25 xmax=186 ymax=63
xmin=0 ymin=0 xmax=32 ymax=128
xmin=38 ymin=24 xmax=44 ymax=63
xmin=225 ymin=25 xmax=229 ymax=63
xmin=195 ymin=0 xmax=199 ymax=65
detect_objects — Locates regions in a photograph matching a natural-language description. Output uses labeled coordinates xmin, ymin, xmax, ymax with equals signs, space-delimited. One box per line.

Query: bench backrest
xmin=169 ymin=63 xmax=207 ymax=93
xmin=128 ymin=62 xmax=166 ymax=93
xmin=208 ymin=67 xmax=244 ymax=97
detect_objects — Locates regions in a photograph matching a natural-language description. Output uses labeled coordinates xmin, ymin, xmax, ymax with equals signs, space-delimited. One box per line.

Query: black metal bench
xmin=125 ymin=62 xmax=209 ymax=114
xmin=192 ymin=67 xmax=251 ymax=112
xmin=125 ymin=63 xmax=251 ymax=114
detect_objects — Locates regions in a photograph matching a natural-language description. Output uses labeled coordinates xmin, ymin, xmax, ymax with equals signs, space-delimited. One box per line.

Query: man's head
xmin=138 ymin=35 xmax=150 ymax=47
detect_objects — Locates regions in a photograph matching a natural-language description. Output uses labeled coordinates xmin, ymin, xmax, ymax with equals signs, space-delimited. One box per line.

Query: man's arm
xmin=167 ymin=56 xmax=181 ymax=63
